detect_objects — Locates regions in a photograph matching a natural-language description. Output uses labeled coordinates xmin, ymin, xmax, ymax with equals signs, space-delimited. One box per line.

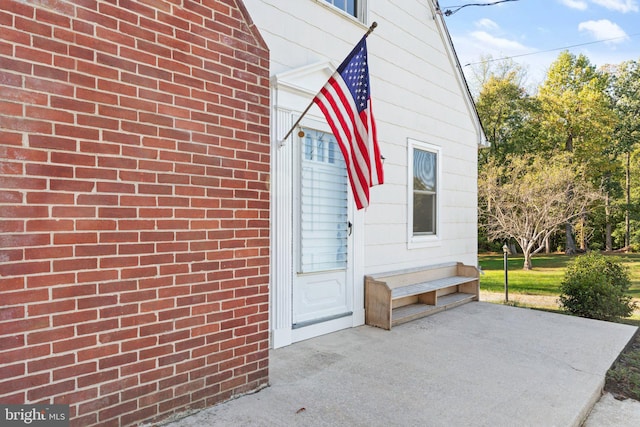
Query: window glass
xmin=413 ymin=148 xmax=437 ymax=235
xmin=324 ymin=0 xmax=358 ymax=18
xmin=300 ymin=129 xmax=349 ymax=273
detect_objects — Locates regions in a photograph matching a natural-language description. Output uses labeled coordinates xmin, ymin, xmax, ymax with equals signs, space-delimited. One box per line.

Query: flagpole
xmin=278 ymin=21 xmax=378 ymax=146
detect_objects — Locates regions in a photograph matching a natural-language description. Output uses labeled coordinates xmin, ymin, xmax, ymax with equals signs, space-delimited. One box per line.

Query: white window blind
xmin=299 ymin=129 xmax=349 ymax=273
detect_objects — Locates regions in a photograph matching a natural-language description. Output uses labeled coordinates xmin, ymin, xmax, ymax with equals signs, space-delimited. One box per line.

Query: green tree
xmin=467 ymin=55 xmax=530 ymax=100
xmin=476 ymin=71 xmax=539 ymax=167
xmin=474 ymin=60 xmax=540 ymax=252
xmin=613 ymin=146 xmax=640 ymax=250
xmin=607 ymin=60 xmax=640 ymax=249
xmin=537 ymin=51 xmax=616 ymax=253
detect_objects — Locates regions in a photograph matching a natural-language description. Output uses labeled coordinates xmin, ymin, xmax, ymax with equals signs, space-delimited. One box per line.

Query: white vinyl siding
xmin=245 ymin=0 xmax=481 ymax=342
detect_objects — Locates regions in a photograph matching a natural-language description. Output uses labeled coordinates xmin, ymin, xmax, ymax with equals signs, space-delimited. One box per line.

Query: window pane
xmin=413 ymin=193 xmax=435 ymax=234
xmin=413 ymin=149 xmax=436 ymax=192
xmin=325 ymin=0 xmax=358 ymax=17
xmin=304 ymin=134 xmax=313 ymax=160
xmin=413 ymin=147 xmax=437 ymax=235
xmin=347 ymin=0 xmax=356 ymax=15
xmin=300 ymin=129 xmax=349 ymax=273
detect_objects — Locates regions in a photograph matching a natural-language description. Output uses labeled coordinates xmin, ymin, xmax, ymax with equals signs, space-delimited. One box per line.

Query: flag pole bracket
xmin=277 ymin=21 xmax=378 ymax=148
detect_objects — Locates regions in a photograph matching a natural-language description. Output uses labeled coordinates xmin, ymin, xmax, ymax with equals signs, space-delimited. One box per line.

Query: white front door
xmin=293 ymin=128 xmax=353 ymax=328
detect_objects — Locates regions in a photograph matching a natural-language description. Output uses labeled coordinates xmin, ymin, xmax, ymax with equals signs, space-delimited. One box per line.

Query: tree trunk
xmin=544 ymin=235 xmax=550 ymax=254
xmin=605 ymin=190 xmax=612 ymax=252
xmin=578 ymin=209 xmax=587 ymax=251
xmin=626 ymin=151 xmax=631 ymax=249
xmin=564 ymin=146 xmax=576 ymax=254
xmin=522 ymin=249 xmax=532 ymax=270
xmin=566 ymin=133 xmax=573 ymax=153
xmin=565 ymin=222 xmax=576 ymax=255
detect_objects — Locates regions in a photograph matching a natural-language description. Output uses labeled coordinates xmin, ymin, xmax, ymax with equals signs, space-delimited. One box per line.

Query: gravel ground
xmin=480 ymin=290 xmax=561 ymax=309
xmin=480 ymin=291 xmax=640 ymax=315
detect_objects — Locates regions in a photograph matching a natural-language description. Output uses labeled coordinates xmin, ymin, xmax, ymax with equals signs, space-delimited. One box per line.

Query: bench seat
xmin=391 ymin=276 xmax=478 ymax=299
xmin=365 ymin=262 xmax=479 ymax=330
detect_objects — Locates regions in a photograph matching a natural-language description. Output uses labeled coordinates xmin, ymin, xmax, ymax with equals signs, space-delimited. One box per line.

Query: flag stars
xmin=337 ymin=41 xmax=371 ymax=111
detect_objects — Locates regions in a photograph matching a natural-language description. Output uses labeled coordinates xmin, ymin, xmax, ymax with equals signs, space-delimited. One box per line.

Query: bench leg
xmin=417 ymin=291 xmax=436 ymax=306
xmin=458 ymin=281 xmax=479 ymax=298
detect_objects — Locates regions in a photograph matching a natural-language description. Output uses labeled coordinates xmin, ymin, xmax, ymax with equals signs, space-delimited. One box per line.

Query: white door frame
xmin=270 ymin=63 xmax=365 ymax=349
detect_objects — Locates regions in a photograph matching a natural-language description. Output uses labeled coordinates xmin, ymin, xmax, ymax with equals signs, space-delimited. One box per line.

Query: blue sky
xmin=441 ymin=0 xmax=640 ymax=88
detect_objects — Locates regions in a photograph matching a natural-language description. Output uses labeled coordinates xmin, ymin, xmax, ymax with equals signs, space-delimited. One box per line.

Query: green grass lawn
xmin=479 ymin=253 xmax=640 ymax=297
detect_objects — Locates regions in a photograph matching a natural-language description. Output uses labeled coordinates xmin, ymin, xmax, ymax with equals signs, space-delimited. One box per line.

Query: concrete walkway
xmin=165 ymin=302 xmax=637 ymax=426
xmin=585 ymin=393 xmax=640 ymax=427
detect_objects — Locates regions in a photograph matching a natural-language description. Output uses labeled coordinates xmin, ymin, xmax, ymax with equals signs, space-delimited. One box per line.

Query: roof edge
xmin=428 ymin=0 xmax=489 ymax=148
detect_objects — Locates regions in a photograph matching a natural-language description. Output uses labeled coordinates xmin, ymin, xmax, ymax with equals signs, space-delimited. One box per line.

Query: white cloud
xmin=590 ymin=0 xmax=639 ymax=12
xmin=469 ymin=31 xmax=530 ymax=51
xmin=578 ymin=19 xmax=629 ymax=42
xmin=475 ymin=18 xmax=500 ymax=30
xmin=559 ymin=0 xmax=589 ymax=10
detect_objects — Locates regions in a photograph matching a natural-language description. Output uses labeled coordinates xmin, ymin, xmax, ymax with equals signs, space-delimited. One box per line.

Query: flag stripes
xmin=312 ymin=37 xmax=383 ymax=210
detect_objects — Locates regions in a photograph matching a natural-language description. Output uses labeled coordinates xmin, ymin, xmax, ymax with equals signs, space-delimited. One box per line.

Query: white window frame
xmin=316 ymin=0 xmax=368 ymax=24
xmin=407 ymin=138 xmax=441 ymax=249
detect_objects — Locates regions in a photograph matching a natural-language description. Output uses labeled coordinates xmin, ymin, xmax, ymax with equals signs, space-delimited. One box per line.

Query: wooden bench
xmin=364 ymin=262 xmax=479 ymax=330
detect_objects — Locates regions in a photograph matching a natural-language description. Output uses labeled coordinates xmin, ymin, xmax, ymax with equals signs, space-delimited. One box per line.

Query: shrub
xmin=559 ymin=252 xmax=636 ymax=322
xmin=589 ymin=242 xmax=603 ymax=251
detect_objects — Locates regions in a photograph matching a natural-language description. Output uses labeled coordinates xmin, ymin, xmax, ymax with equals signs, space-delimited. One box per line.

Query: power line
xmin=442 ymin=0 xmax=520 ymax=16
xmin=464 ymin=32 xmax=640 ymax=67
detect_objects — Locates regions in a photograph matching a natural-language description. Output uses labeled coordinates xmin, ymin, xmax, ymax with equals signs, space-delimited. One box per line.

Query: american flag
xmin=313 ymin=36 xmax=384 ymax=210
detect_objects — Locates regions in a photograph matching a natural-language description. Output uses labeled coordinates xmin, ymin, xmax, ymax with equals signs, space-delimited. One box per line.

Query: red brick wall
xmin=0 ymin=0 xmax=270 ymax=425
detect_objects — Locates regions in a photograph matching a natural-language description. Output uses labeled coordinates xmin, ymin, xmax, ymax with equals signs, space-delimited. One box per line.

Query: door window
xmin=299 ymin=129 xmax=349 ymax=273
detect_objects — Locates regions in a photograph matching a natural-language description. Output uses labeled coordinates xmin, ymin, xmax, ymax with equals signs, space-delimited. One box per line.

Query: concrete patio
xmin=165 ymin=302 xmax=637 ymax=426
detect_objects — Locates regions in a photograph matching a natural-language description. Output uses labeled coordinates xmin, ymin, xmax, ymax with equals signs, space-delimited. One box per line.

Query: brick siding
xmin=0 ymin=0 xmax=270 ymax=425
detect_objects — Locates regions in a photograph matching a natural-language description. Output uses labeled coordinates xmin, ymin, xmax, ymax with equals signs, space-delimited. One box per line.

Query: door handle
xmin=347 ymin=221 xmax=353 ymax=236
